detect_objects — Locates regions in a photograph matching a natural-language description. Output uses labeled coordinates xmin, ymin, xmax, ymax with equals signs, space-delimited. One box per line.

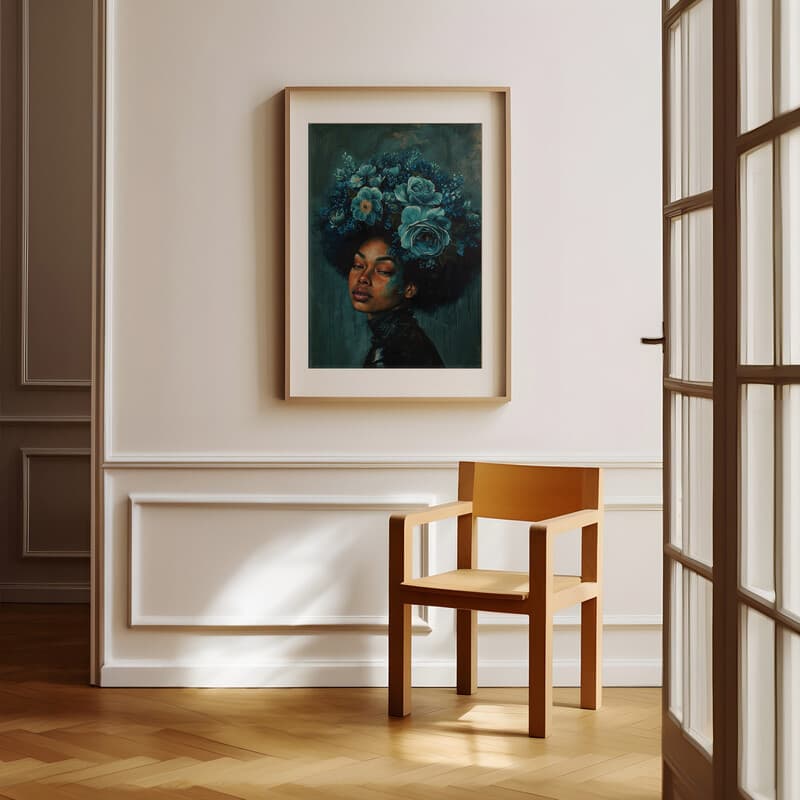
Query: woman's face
xmin=348 ymin=237 xmax=416 ymax=316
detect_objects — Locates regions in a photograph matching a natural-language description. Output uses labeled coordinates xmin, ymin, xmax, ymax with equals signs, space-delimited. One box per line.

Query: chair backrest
xmin=457 ymin=461 xmax=601 ymax=522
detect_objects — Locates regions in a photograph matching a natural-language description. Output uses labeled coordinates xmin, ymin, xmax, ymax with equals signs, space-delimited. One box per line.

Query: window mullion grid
xmin=738 ymin=588 xmax=800 ymax=637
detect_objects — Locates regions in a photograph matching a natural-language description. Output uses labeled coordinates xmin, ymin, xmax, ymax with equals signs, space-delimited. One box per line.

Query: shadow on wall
xmin=136 ymin=507 xmax=413 ymax=686
xmin=251 ymin=92 xmax=286 ymax=404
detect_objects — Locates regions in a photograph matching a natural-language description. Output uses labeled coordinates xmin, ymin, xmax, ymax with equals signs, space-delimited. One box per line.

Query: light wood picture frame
xmin=285 ymin=86 xmax=510 ymax=401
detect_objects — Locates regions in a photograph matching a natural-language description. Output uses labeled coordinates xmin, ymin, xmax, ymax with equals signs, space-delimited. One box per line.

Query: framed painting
xmin=285 ymin=86 xmax=510 ymax=400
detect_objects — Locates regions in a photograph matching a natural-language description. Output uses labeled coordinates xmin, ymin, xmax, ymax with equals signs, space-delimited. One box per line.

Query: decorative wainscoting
xmin=99 ymin=460 xmax=663 ymax=689
xmin=127 ymin=493 xmax=433 ymax=631
xmin=0 ymin=0 xmax=92 ymax=603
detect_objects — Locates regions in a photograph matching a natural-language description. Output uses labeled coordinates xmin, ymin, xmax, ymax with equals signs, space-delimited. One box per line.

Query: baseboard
xmin=101 ymin=658 xmax=662 ymax=688
xmin=0 ymin=582 xmax=90 ymax=603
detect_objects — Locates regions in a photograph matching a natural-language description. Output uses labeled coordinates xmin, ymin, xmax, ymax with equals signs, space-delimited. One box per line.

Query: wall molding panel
xmin=19 ymin=0 xmax=92 ymax=388
xmin=0 ymin=582 xmax=89 ymax=603
xmin=22 ymin=448 xmax=91 ymax=557
xmin=127 ymin=492 xmax=434 ymax=631
xmin=0 ymin=416 xmax=92 ymax=423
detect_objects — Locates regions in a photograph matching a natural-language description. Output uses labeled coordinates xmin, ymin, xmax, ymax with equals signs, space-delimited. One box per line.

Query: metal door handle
xmin=641 ymin=322 xmax=665 ymax=347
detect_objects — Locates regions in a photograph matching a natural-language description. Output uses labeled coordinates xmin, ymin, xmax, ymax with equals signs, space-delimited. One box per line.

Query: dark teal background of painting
xmin=308 ymin=123 xmax=482 ymax=368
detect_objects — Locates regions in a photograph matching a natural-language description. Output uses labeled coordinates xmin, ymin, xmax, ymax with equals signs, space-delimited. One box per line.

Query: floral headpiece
xmin=319 ymin=149 xmax=481 ymax=272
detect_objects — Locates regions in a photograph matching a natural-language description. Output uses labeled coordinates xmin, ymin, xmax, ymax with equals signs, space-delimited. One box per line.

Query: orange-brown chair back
xmin=457 ymin=461 xmax=601 ymax=522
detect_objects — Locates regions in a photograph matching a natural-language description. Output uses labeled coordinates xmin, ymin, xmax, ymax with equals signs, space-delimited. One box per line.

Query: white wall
xmin=102 ymin=0 xmax=663 ymax=687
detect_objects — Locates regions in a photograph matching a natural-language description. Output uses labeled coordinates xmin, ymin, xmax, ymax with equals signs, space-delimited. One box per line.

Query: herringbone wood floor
xmin=0 ymin=605 xmax=661 ymax=799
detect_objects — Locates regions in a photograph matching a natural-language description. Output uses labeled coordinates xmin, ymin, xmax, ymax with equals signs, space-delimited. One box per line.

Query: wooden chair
xmin=388 ymin=461 xmax=603 ymax=738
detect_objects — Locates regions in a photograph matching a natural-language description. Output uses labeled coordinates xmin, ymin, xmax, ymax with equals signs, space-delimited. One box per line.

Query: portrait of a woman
xmin=309 ymin=126 xmax=482 ymax=369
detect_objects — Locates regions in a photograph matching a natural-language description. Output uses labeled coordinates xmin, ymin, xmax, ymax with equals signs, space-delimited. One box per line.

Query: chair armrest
xmin=529 ymin=508 xmax=601 ymax=537
xmin=389 ymin=501 xmax=473 ymax=585
xmin=390 ymin=501 xmax=473 ymax=533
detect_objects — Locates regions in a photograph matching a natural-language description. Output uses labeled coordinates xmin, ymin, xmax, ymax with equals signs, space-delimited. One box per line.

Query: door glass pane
xmin=670 ymin=560 xmax=684 ymax=721
xmin=740 ymin=0 xmax=774 ymax=132
xmin=741 ymin=143 xmax=775 ymax=365
xmin=671 ymin=395 xmax=713 ymax=565
xmin=778 ymin=0 xmax=800 ymax=115
xmin=669 ymin=20 xmax=683 ymax=202
xmin=740 ymin=606 xmax=776 ymax=800
xmin=670 ymin=218 xmax=683 ymax=378
xmin=686 ymin=0 xmax=712 ymax=196
xmin=782 ymin=128 xmax=800 ymax=364
xmin=779 ymin=628 xmax=800 ymax=800
xmin=686 ymin=571 xmax=713 ymax=752
xmin=688 ymin=210 xmax=713 ymax=381
xmin=687 ymin=398 xmax=713 ymax=565
xmin=669 ymin=210 xmax=713 ymax=381
xmin=668 ymin=1 xmax=712 ymax=202
xmin=783 ymin=385 xmax=800 ymax=619
xmin=742 ymin=384 xmax=776 ymax=602
xmin=671 ymin=393 xmax=684 ymax=549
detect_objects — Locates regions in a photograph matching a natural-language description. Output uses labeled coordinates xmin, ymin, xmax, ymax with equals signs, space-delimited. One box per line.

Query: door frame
xmin=89 ymin=0 xmax=107 ymax=687
xmin=661 ymin=0 xmax=719 ymax=795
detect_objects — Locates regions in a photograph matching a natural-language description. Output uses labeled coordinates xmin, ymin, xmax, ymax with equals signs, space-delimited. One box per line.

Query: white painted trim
xmin=604 ymin=497 xmax=663 ymax=511
xmin=130 ymin=614 xmax=432 ymax=632
xmin=100 ymin=658 xmax=662 ymax=688
xmin=103 ymin=0 xmax=115 ymax=464
xmin=0 ymin=582 xmax=89 ymax=603
xmin=19 ymin=0 xmax=91 ymax=388
xmin=104 ymin=455 xmax=663 ymax=469
xmin=92 ymin=0 xmax=111 ymax=686
xmin=21 ymin=448 xmax=91 ymax=558
xmin=128 ymin=492 xmax=437 ymax=508
xmin=128 ymin=493 xmax=435 ymax=629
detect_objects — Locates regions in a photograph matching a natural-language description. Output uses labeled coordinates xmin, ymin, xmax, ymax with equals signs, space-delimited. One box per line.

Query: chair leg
xmin=529 ymin=608 xmax=552 ymax=737
xmin=456 ymin=609 xmax=477 ymax=695
xmin=580 ymin=597 xmax=602 ymax=710
xmin=388 ymin=600 xmax=411 ymax=717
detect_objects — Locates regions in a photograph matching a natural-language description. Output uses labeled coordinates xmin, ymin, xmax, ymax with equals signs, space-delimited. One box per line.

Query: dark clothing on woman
xmin=363 ymin=306 xmax=443 ymax=368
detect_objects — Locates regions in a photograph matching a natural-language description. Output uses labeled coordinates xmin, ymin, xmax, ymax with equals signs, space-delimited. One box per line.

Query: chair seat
xmin=401 ymin=569 xmax=582 ymax=601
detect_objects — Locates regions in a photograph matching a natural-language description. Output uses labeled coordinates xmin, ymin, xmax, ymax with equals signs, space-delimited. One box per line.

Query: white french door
xmin=662 ymin=1 xmax=800 ymax=797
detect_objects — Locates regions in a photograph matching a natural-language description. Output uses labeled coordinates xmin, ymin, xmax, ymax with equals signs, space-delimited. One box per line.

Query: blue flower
xmin=350 ymin=164 xmax=383 ymax=188
xmin=395 ymin=176 xmax=443 ymax=207
xmin=398 ymin=206 xmax=451 ymax=259
xmin=351 ymin=187 xmax=383 ymax=225
xmin=329 ymin=209 xmax=346 ymax=228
